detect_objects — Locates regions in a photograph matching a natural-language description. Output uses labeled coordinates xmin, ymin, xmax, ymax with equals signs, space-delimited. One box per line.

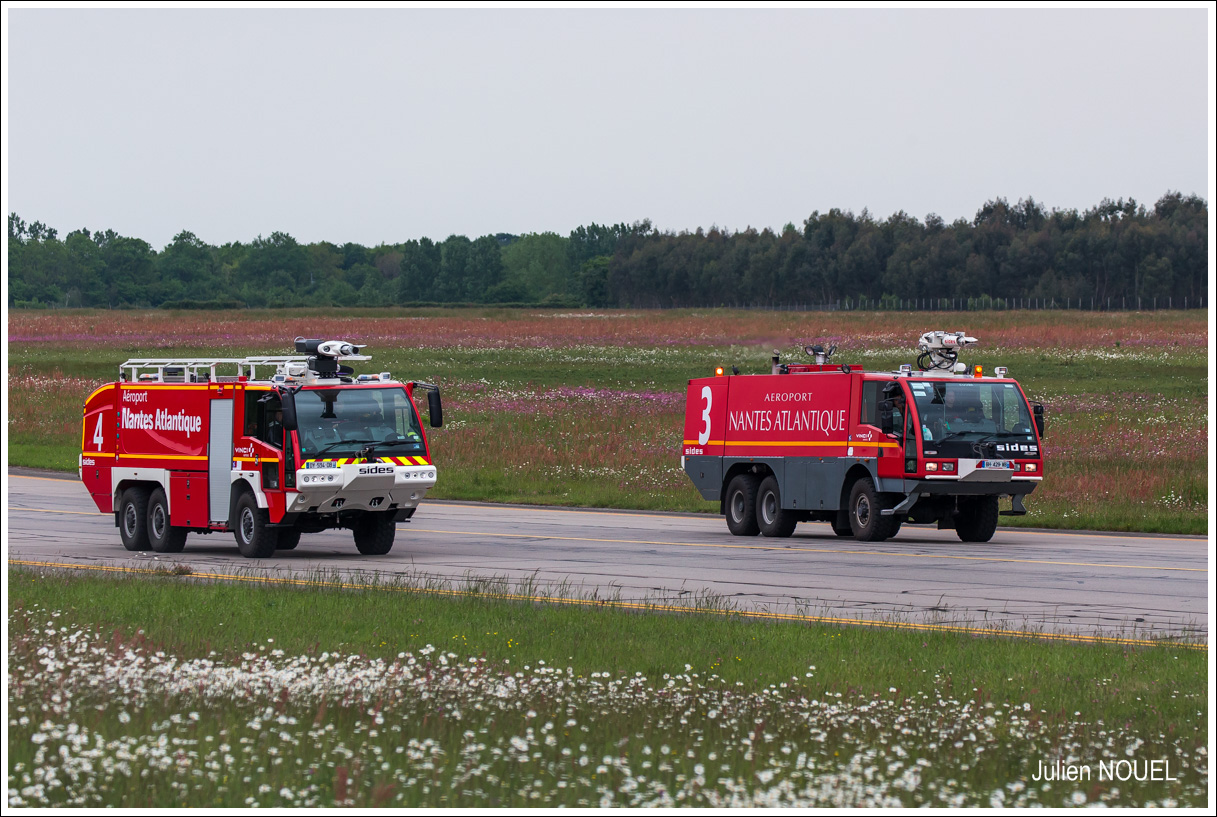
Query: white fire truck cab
xmin=681 ymin=332 xmax=1046 ymax=543
xmin=80 ymin=338 xmax=443 ymax=558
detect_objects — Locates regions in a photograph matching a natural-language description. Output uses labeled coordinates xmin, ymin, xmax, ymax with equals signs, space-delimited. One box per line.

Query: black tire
xmin=352 ymin=512 xmax=396 ymax=555
xmin=276 ymin=528 xmax=302 ymax=551
xmin=848 ymin=478 xmax=900 ymax=542
xmin=955 ymin=496 xmax=999 ymax=543
xmin=757 ymin=476 xmax=798 ymax=538
xmin=724 ymin=474 xmax=760 ymax=537
xmin=119 ymin=487 xmax=152 ymax=552
xmin=147 ymin=488 xmax=187 ymax=553
xmin=234 ymin=492 xmax=278 ymax=558
xmin=830 ymin=517 xmax=853 ymax=537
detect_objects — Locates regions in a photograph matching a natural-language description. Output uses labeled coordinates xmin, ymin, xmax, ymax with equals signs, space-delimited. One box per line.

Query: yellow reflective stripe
xmin=682 ymin=439 xmax=898 ymax=449
xmin=234 ymin=457 xmax=280 ymax=464
xmin=84 ymin=384 xmax=113 ymax=405
xmin=81 ymin=452 xmax=116 ymax=458
xmin=120 ymin=453 xmax=209 ymax=461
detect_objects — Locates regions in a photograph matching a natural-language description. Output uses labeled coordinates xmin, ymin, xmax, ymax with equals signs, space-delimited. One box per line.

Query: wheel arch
xmin=112 ymin=479 xmax=160 ymax=524
xmin=839 ymin=463 xmax=877 ymax=509
xmin=228 ymin=478 xmax=258 ymax=527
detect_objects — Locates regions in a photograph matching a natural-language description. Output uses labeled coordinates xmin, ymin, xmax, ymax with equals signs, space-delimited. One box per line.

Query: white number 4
xmin=92 ymin=414 xmax=105 ymax=449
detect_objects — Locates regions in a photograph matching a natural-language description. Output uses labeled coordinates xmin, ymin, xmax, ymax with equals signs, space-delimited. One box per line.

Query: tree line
xmin=7 ymin=192 xmax=1207 ymax=310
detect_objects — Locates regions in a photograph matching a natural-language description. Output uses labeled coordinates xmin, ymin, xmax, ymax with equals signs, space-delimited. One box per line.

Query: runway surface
xmin=6 ymin=471 xmax=1208 ymax=643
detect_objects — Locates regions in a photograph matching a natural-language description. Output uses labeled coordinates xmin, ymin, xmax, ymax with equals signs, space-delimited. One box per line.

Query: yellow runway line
xmin=8 ymin=557 xmax=1206 ymax=651
xmin=7 ymin=501 xmax=1205 ymax=572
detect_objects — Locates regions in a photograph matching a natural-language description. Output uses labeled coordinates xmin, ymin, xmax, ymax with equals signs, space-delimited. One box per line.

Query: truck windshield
xmin=295 ymin=387 xmax=425 ymax=459
xmin=908 ymin=380 xmax=1036 ymax=445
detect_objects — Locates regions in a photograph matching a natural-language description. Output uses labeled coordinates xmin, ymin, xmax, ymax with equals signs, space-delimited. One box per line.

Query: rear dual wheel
xmin=724 ymin=475 xmax=760 ymax=536
xmin=119 ymin=488 xmax=151 ymax=552
xmin=725 ymin=474 xmax=798 ymax=538
xmin=148 ymin=488 xmax=187 ymax=553
xmin=757 ymin=476 xmax=798 ymax=538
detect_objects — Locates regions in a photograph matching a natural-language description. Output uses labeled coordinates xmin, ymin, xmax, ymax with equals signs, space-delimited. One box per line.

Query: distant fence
xmin=731 ymin=296 xmax=1206 ymax=312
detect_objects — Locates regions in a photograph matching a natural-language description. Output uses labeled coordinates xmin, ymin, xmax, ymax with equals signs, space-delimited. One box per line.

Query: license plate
xmin=305 ymin=460 xmax=337 ymax=469
xmin=978 ymin=460 xmax=1013 ymax=469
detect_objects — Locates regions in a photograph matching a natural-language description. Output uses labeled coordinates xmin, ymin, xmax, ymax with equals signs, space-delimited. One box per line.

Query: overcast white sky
xmin=3 ymin=6 xmax=1213 ymax=250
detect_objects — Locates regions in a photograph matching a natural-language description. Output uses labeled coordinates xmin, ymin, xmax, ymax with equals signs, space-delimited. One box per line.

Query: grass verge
xmin=7 ymin=565 xmax=1207 ymax=807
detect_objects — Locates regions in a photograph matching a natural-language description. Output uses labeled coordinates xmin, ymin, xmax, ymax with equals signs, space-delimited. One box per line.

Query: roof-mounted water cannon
xmin=916 ymin=331 xmax=978 ymax=371
xmin=294 ymin=337 xmax=371 ymax=378
xmin=804 ymin=344 xmax=837 ymax=365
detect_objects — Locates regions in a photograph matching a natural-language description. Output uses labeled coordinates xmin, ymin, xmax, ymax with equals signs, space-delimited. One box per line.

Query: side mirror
xmin=1033 ymin=403 xmax=1045 ymax=438
xmin=428 ymin=389 xmax=443 ymax=428
xmin=281 ymin=390 xmax=297 ymax=432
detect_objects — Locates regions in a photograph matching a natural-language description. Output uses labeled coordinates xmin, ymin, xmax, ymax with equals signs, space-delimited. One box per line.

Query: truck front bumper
xmin=288 ymin=462 xmax=438 ymax=515
xmin=881 ymin=478 xmax=1038 ymax=516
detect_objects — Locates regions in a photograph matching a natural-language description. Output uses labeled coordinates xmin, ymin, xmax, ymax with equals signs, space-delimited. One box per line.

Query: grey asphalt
xmin=5 ymin=471 xmax=1208 ymax=641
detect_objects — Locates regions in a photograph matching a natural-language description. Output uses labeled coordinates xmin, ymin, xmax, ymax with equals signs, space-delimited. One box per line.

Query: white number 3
xmin=698 ymin=386 xmax=712 ymax=445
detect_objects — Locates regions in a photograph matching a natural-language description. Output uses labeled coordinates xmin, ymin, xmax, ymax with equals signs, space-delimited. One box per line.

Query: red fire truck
xmin=681 ymin=332 xmax=1045 ymax=542
xmin=80 ymin=338 xmax=442 ymax=558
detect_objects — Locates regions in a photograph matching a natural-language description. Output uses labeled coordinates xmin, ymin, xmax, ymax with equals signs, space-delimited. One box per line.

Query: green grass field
xmin=7 ymin=566 xmax=1207 ymax=807
xmin=7 ymin=308 xmax=1208 ymax=532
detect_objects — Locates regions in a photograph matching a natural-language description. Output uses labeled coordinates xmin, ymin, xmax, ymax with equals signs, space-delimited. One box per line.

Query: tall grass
xmin=7 ymin=566 xmax=1207 ymax=807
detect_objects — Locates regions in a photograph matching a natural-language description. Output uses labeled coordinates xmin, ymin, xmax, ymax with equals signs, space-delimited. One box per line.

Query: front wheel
xmin=830 ymin=516 xmax=853 ymax=537
xmin=848 ymin=478 xmax=899 ymax=542
xmin=955 ymin=496 xmax=999 ymax=543
xmin=276 ymin=529 xmax=302 ymax=551
xmin=353 ymin=512 xmax=396 ymax=555
xmin=234 ymin=492 xmax=278 ymax=558
xmin=757 ymin=476 xmax=798 ymax=538
xmin=148 ymin=488 xmax=187 ymax=553
xmin=724 ymin=475 xmax=760 ymax=537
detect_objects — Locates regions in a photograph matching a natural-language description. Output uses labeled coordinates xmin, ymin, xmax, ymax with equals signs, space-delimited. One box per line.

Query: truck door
xmin=866 ymin=381 xmax=910 ymax=480
xmin=208 ymin=398 xmax=234 ymax=525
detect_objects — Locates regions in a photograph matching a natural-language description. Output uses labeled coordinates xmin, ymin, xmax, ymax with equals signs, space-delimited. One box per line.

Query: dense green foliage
xmin=8 ymin=193 xmax=1207 ymax=309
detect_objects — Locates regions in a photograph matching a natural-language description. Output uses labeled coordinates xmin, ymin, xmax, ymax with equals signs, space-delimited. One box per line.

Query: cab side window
xmin=243 ymin=392 xmax=261 ymax=436
xmin=243 ymin=391 xmax=282 ymax=448
xmin=860 ymin=382 xmax=880 ymax=425
xmin=262 ymin=398 xmax=283 ymax=449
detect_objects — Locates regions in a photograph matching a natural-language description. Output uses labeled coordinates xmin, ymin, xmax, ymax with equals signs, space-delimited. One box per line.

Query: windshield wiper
xmin=358 ymin=438 xmax=424 ymax=459
xmin=308 ymin=438 xmax=377 ymax=457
